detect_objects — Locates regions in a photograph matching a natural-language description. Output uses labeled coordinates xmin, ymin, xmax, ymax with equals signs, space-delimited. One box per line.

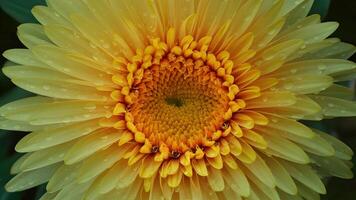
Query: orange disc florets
xmin=112 ymin=28 xmax=245 ymax=162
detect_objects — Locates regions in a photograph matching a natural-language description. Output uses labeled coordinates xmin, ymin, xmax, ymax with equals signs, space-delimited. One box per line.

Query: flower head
xmin=1 ymin=0 xmax=355 ymax=199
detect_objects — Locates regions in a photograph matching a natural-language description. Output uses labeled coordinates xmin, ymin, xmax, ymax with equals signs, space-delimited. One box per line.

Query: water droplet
xmin=84 ymin=104 xmax=97 ymax=110
xmin=89 ymin=43 xmax=97 ymax=49
xmin=318 ymin=64 xmax=327 ymax=71
xmin=63 ymin=68 xmax=70 ymax=72
xmin=284 ymin=83 xmax=293 ymax=90
xmin=103 ymin=43 xmax=110 ymax=49
xmin=42 ymin=85 xmax=50 ymax=90
xmin=92 ymin=56 xmax=99 ymax=61
xmin=290 ymin=69 xmax=297 ymax=74
xmin=101 ymin=136 xmax=109 ymax=140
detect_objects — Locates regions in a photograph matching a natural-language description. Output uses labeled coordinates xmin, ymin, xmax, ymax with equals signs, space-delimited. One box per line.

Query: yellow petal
xmin=242 ymin=155 xmax=275 ymax=188
xmin=77 ymin=145 xmax=123 ymax=183
xmin=20 ymin=141 xmax=74 ymax=171
xmin=15 ymin=119 xmax=101 ymax=152
xmin=246 ymin=91 xmax=296 ymax=109
xmin=262 ymin=113 xmax=315 ymax=138
xmin=46 ymin=162 xmax=81 ymax=192
xmin=6 ymin=163 xmax=60 ymax=192
xmin=207 ymin=166 xmax=225 ymax=192
xmin=262 ymin=155 xmax=297 ymax=195
xmin=167 ymin=170 xmax=183 ymax=188
xmin=236 ymin=140 xmax=257 ymax=164
xmin=64 ymin=129 xmax=121 ymax=164
xmin=279 ymin=160 xmax=326 ymax=194
xmin=206 ymin=154 xmax=223 ymax=169
xmin=139 ymin=156 xmax=162 ymax=178
xmin=243 ymin=129 xmax=267 ymax=149
xmin=272 ymin=75 xmax=332 ymax=94
xmin=317 ymin=130 xmax=353 ymax=160
xmin=223 ymin=166 xmax=250 ymax=197
xmin=310 ymin=95 xmax=356 ymax=117
xmin=17 ymin=23 xmax=51 ymax=49
xmin=191 ymin=159 xmax=208 ymax=176
xmin=263 ymin=133 xmax=310 ymax=164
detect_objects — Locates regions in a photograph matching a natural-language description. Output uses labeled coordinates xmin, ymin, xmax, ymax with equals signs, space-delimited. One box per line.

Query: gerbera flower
xmin=1 ymin=0 xmax=355 ymax=199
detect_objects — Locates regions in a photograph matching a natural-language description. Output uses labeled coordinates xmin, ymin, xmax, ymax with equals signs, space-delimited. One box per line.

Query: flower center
xmin=129 ymin=52 xmax=230 ymax=151
xmin=112 ymin=28 xmax=242 ymax=159
xmin=165 ymin=97 xmax=183 ymax=107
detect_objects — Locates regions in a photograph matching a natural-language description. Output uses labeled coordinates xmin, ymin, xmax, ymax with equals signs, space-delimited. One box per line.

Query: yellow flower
xmin=1 ymin=0 xmax=355 ymax=199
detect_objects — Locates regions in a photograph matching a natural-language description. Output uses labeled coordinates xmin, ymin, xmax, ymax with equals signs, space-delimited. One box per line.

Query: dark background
xmin=0 ymin=0 xmax=355 ymax=199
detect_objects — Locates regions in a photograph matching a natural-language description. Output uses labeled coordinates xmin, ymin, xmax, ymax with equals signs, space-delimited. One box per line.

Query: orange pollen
xmin=112 ymin=29 xmax=242 ymax=160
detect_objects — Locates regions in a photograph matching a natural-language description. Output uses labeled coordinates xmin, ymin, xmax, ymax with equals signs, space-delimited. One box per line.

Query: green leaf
xmin=0 ymin=0 xmax=46 ymax=23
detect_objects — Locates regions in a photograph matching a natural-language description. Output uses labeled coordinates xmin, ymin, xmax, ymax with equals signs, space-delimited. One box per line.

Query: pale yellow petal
xmin=115 ymin=161 xmax=140 ymax=189
xmin=2 ymin=49 xmax=44 ymax=66
xmin=53 ymin=180 xmax=93 ymax=200
xmin=310 ymin=155 xmax=353 ymax=179
xmin=17 ymin=23 xmax=51 ymax=49
xmin=228 ymin=0 xmax=262 ymax=40
xmin=32 ymin=5 xmax=72 ymax=27
xmin=0 ymin=118 xmax=42 ymax=131
xmin=276 ymin=22 xmax=338 ymax=45
xmin=319 ymin=84 xmax=354 ymax=100
xmin=309 ymin=95 xmax=356 ymax=117
xmin=15 ymin=119 xmax=100 ymax=152
xmin=243 ymin=169 xmax=280 ymax=200
xmin=272 ymin=75 xmax=332 ymax=94
xmin=0 ymin=98 xmax=111 ymax=125
xmin=242 ymin=155 xmax=275 ymax=188
xmin=263 ymin=133 xmax=310 ymax=164
xmin=179 ymin=177 xmax=192 ymax=200
xmin=207 ymin=166 xmax=225 ymax=192
xmin=64 ymin=128 xmax=121 ymax=164
xmin=32 ymin=45 xmax=116 ymax=86
xmin=283 ymin=0 xmax=314 ymax=27
xmin=261 ymin=113 xmax=315 ymax=138
xmin=191 ymin=159 xmax=208 ymax=176
xmin=243 ymin=129 xmax=267 ymax=149
xmin=279 ymin=160 xmax=326 ymax=194
xmin=262 ymin=155 xmax=297 ymax=195
xmin=47 ymin=162 xmax=82 ymax=192
xmin=272 ymin=59 xmax=356 ymax=77
xmin=302 ymin=41 xmax=355 ymax=60
xmin=10 ymin=154 xmax=31 ymax=175
xmin=20 ymin=141 xmax=74 ymax=171
xmin=223 ymin=166 xmax=250 ymax=197
xmin=139 ymin=156 xmax=162 ymax=178
xmin=6 ymin=163 xmax=60 ymax=192
xmin=246 ymin=91 xmax=296 ymax=109
xmin=190 ymin=174 xmax=203 ymax=200
xmin=259 ymin=95 xmax=322 ymax=120
xmin=317 ymin=130 xmax=353 ymax=160
xmin=77 ymin=145 xmax=124 ymax=183
xmin=295 ymin=181 xmax=321 ymax=200
xmin=220 ymin=185 xmax=243 ymax=200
